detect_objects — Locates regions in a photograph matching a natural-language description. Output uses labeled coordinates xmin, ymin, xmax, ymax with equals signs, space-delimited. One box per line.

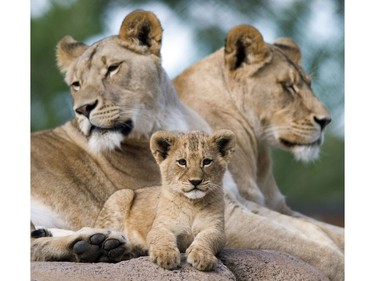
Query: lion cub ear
xmin=150 ymin=131 xmax=177 ymax=164
xmin=273 ymin=37 xmax=302 ymax=65
xmin=56 ymin=36 xmax=88 ymax=74
xmin=210 ymin=130 xmax=236 ymax=162
xmin=118 ymin=10 xmax=163 ymax=57
xmin=224 ymin=25 xmax=270 ymax=71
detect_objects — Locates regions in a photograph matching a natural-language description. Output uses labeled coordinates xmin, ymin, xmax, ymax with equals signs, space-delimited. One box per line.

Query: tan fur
xmin=95 ymin=131 xmax=233 ymax=271
xmin=174 ymin=25 xmax=344 ymax=280
xmin=31 ymin=10 xmax=209 ymax=230
xmin=31 ymin=12 xmax=344 ymax=280
xmin=147 ymin=130 xmax=232 ymax=271
xmin=175 ymin=25 xmax=333 ymax=210
xmin=31 ymin=10 xmax=210 ymax=258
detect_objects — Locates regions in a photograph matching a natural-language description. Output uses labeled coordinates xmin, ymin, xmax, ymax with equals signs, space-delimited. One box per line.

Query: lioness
xmin=31 ymin=10 xmax=343 ymax=281
xmin=95 ymin=130 xmax=233 ymax=271
xmin=31 ymin=9 xmax=209 ymax=261
xmin=174 ymin=25 xmax=344 ymax=247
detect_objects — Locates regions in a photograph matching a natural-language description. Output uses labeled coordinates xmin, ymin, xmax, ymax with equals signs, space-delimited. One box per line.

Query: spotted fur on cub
xmin=95 ymin=130 xmax=235 ymax=271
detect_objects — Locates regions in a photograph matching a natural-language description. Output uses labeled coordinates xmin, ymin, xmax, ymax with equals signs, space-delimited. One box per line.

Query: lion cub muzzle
xmin=188 ymin=179 xmax=202 ymax=188
xmin=147 ymin=129 xmax=235 ymax=271
xmin=183 ymin=178 xmax=207 ymax=199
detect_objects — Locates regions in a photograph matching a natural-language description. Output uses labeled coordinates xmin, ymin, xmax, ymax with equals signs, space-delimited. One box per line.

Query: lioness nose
xmin=189 ymin=179 xmax=202 ymax=187
xmin=313 ymin=116 xmax=331 ymax=130
xmin=75 ymin=100 xmax=98 ymax=118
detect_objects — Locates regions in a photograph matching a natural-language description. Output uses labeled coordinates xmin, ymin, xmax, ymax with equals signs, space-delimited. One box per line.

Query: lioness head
xmin=150 ymin=130 xmax=236 ymax=200
xmin=55 ymin=10 xmax=182 ymax=153
xmin=224 ymin=25 xmax=331 ymax=161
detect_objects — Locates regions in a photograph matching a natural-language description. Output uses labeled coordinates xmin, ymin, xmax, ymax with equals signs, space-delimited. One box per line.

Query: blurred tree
xmin=272 ymin=133 xmax=344 ymax=226
xmin=31 ymin=0 xmax=344 ymax=225
xmin=31 ymin=0 xmax=109 ymax=131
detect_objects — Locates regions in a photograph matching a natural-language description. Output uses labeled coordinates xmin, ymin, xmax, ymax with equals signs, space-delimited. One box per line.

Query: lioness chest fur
xmin=95 ymin=130 xmax=235 ymax=271
xmin=31 ymin=10 xmax=210 ymax=230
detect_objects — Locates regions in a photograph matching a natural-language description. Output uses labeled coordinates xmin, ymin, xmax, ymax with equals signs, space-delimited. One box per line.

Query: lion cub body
xmin=95 ymin=130 xmax=235 ymax=271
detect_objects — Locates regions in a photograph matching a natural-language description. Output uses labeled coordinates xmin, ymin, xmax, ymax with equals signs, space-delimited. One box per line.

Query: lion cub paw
xmin=149 ymin=246 xmax=181 ymax=270
xmin=186 ymin=246 xmax=217 ymax=271
xmin=73 ymin=228 xmax=130 ymax=263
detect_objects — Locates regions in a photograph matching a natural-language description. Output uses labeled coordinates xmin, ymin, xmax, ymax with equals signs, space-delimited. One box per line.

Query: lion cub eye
xmin=202 ymin=159 xmax=213 ymax=166
xmin=177 ymin=159 xmax=187 ymax=167
xmin=71 ymin=81 xmax=80 ymax=91
xmin=107 ymin=63 xmax=120 ymax=77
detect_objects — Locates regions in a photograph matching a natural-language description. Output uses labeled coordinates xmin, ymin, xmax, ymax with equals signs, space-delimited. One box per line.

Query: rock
xmin=31 ymin=254 xmax=235 ymax=281
xmin=219 ymin=249 xmax=329 ymax=281
xmin=31 ymin=249 xmax=328 ymax=281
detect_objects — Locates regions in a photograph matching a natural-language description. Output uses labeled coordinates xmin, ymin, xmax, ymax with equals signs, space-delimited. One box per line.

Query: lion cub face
xmin=150 ymin=130 xmax=235 ymax=200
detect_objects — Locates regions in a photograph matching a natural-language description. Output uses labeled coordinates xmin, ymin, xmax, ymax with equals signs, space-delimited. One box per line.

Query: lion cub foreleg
xmin=186 ymin=212 xmax=225 ymax=271
xmin=147 ymin=222 xmax=181 ymax=270
xmin=147 ymin=196 xmax=225 ymax=271
xmin=145 ymin=192 xmax=184 ymax=269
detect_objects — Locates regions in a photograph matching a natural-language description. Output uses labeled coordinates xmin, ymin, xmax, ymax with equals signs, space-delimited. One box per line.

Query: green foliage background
xmin=31 ymin=0 xmax=344 ymax=225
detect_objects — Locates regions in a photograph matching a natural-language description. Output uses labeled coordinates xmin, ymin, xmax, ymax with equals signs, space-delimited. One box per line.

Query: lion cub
xmin=147 ymin=130 xmax=235 ymax=271
xmin=95 ymin=130 xmax=235 ymax=271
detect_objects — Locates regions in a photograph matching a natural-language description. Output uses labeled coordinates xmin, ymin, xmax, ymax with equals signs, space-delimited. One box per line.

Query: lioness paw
xmin=186 ymin=246 xmax=217 ymax=271
xmin=72 ymin=228 xmax=130 ymax=263
xmin=149 ymin=246 xmax=180 ymax=270
xmin=31 ymin=228 xmax=52 ymax=238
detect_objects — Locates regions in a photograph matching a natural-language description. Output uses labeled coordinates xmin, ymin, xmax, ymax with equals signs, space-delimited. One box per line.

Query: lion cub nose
xmin=189 ymin=179 xmax=203 ymax=188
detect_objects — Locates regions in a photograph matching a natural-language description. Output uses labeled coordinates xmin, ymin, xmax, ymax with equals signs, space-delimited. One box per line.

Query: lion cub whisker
xmin=95 ymin=130 xmax=235 ymax=271
xmin=147 ymin=130 xmax=235 ymax=271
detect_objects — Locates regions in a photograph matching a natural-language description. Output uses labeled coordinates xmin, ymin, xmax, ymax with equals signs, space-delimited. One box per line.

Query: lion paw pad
xmin=72 ymin=230 xmax=128 ymax=263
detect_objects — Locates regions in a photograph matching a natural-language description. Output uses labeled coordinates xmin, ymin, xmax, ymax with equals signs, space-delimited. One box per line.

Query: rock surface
xmin=219 ymin=249 xmax=329 ymax=281
xmin=31 ymin=249 xmax=328 ymax=281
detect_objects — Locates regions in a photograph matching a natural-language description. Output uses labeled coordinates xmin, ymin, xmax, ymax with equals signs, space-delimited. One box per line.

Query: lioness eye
xmin=282 ymin=82 xmax=295 ymax=93
xmin=202 ymin=159 xmax=212 ymax=166
xmin=71 ymin=81 xmax=80 ymax=91
xmin=107 ymin=63 xmax=120 ymax=77
xmin=177 ymin=159 xmax=187 ymax=166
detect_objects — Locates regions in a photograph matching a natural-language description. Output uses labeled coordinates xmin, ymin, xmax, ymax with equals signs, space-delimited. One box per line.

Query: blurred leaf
xmin=31 ymin=0 xmax=108 ymax=131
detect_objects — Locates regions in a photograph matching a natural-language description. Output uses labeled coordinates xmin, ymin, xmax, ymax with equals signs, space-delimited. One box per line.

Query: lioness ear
xmin=150 ymin=131 xmax=176 ymax=164
xmin=273 ymin=37 xmax=302 ymax=65
xmin=210 ymin=130 xmax=236 ymax=162
xmin=118 ymin=10 xmax=163 ymax=57
xmin=225 ymin=25 xmax=270 ymax=71
xmin=56 ymin=36 xmax=88 ymax=74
